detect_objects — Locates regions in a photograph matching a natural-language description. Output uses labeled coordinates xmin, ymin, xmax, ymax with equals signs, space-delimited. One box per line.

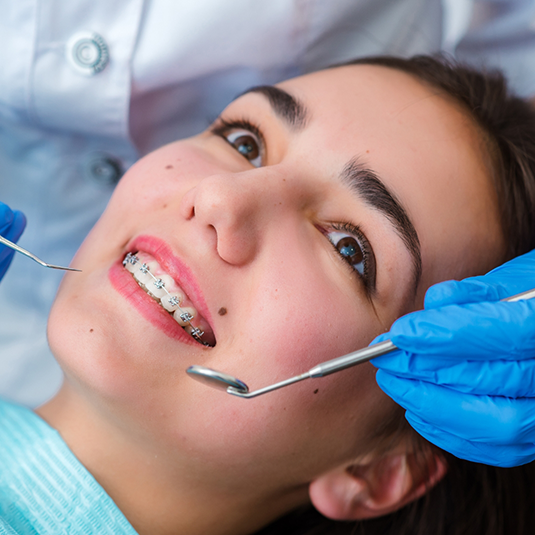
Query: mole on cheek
xmin=218 ymin=307 xmax=227 ymax=316
xmin=89 ymin=328 xmax=94 ymax=333
xmin=165 ymin=165 xmax=173 ymax=169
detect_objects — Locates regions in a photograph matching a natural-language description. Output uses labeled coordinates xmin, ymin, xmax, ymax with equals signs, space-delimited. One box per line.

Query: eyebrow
xmin=239 ymin=85 xmax=309 ymax=129
xmin=341 ymin=160 xmax=422 ymax=291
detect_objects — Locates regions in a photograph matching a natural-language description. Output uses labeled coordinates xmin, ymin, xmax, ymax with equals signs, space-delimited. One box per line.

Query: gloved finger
xmin=424 ymin=249 xmax=535 ymax=309
xmin=383 ymin=299 xmax=535 ymax=361
xmin=373 ymin=353 xmax=535 ymax=397
xmin=0 ymin=209 xmax=26 ymax=280
xmin=424 ymin=279 xmax=511 ymax=309
xmin=370 ymin=331 xmax=391 ymax=346
xmin=9 ymin=210 xmax=25 ymax=237
xmin=0 ymin=202 xmax=15 ymax=235
xmin=0 ymin=209 xmax=26 ymax=260
xmin=405 ymin=412 xmax=535 ymax=467
xmin=376 ymin=370 xmax=535 ymax=446
xmin=0 ymin=201 xmax=14 ymax=219
xmin=0 ymin=208 xmax=26 ymax=241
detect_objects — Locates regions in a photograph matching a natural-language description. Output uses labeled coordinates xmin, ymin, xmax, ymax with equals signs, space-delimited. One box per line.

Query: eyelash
xmin=327 ymin=222 xmax=375 ymax=291
xmin=212 ymin=117 xmax=376 ymax=291
xmin=211 ymin=117 xmax=265 ymax=167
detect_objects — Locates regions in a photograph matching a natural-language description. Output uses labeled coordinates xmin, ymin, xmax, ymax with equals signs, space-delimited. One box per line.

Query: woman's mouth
xmin=123 ymin=251 xmax=215 ymax=347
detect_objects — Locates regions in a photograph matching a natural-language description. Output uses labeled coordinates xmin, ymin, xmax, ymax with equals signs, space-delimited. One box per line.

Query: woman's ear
xmin=309 ymin=447 xmax=447 ymax=521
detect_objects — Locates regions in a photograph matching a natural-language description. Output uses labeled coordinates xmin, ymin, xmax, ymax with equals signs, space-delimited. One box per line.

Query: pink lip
xmin=108 ymin=235 xmax=214 ymax=346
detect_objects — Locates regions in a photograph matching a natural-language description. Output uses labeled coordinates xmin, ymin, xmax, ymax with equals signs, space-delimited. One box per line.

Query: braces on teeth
xmin=123 ymin=252 xmax=208 ymax=345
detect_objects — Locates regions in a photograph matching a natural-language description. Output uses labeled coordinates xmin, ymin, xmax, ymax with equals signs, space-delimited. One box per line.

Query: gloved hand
xmin=371 ymin=249 xmax=535 ymax=467
xmin=0 ymin=202 xmax=26 ymax=281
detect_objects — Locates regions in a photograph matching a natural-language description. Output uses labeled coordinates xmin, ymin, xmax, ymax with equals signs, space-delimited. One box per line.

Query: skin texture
xmin=39 ymin=65 xmax=505 ymax=535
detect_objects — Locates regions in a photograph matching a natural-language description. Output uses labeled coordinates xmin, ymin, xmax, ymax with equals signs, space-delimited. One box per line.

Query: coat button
xmin=85 ymin=154 xmax=123 ymax=186
xmin=66 ymin=31 xmax=109 ymax=76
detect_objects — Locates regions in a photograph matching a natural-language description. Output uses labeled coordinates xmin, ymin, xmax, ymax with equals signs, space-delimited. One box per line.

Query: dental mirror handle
xmin=305 ymin=287 xmax=535 ymax=379
xmin=228 ymin=287 xmax=535 ymax=398
xmin=226 ymin=340 xmax=397 ymax=398
xmin=307 ymin=340 xmax=397 ymax=377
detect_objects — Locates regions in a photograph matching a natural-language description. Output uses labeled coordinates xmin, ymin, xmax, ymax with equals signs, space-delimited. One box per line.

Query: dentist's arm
xmin=0 ymin=202 xmax=26 ymax=281
xmin=371 ymin=249 xmax=535 ymax=467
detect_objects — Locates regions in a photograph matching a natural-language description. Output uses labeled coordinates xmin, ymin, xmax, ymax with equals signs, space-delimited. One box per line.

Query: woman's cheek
xmin=246 ymin=288 xmax=380 ymax=387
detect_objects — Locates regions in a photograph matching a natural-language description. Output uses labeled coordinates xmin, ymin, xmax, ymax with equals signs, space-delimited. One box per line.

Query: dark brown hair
xmin=256 ymin=55 xmax=535 ymax=535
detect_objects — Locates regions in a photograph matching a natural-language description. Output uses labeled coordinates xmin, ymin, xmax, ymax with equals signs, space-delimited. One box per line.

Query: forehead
xmin=274 ymin=65 xmax=505 ymax=300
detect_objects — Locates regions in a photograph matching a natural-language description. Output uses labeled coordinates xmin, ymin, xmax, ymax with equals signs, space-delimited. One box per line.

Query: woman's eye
xmin=328 ymin=231 xmax=366 ymax=275
xmin=326 ymin=224 xmax=376 ymax=292
xmin=211 ymin=118 xmax=265 ymax=167
xmin=225 ymin=130 xmax=263 ymax=168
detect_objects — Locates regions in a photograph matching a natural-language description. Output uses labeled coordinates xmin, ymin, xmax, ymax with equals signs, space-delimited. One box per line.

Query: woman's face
xmin=48 ymin=65 xmax=504 ymax=494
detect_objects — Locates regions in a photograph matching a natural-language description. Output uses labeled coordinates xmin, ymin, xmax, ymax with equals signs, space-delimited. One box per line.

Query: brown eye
xmin=232 ymin=135 xmax=259 ymax=159
xmin=328 ymin=230 xmax=367 ymax=276
xmin=226 ymin=131 xmax=262 ymax=167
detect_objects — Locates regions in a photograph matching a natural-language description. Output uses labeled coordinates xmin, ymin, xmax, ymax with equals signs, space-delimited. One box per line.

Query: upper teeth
xmin=123 ymin=252 xmax=207 ymax=343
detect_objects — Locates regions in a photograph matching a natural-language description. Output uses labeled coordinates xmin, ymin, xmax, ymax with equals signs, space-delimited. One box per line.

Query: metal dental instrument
xmin=0 ymin=235 xmax=81 ymax=272
xmin=187 ymin=287 xmax=535 ymax=399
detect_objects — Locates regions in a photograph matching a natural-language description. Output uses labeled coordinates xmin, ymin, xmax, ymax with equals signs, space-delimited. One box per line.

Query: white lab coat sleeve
xmin=455 ymin=0 xmax=535 ymax=97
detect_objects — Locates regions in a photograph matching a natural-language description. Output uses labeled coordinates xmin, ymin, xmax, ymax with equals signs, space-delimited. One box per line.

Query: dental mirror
xmin=187 ymin=340 xmax=397 ymax=399
xmin=187 ymin=365 xmax=249 ymax=393
xmin=187 ymin=287 xmax=535 ymax=399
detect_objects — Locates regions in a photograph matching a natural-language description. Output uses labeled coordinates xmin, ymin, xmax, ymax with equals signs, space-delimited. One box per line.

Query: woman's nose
xmin=180 ymin=171 xmax=272 ymax=265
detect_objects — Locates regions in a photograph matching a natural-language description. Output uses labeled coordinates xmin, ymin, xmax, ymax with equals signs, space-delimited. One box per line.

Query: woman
xmin=1 ymin=55 xmax=535 ymax=534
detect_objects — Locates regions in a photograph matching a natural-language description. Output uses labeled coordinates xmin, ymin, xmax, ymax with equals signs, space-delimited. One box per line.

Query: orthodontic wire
xmin=123 ymin=253 xmax=207 ymax=344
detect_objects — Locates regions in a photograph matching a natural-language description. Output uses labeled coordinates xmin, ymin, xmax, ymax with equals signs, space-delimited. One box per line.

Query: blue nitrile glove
xmin=0 ymin=202 xmax=26 ymax=281
xmin=371 ymin=249 xmax=535 ymax=467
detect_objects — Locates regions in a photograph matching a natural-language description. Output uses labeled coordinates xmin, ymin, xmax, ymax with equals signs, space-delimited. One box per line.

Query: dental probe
xmin=187 ymin=286 xmax=535 ymax=399
xmin=0 ymin=235 xmax=81 ymax=272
